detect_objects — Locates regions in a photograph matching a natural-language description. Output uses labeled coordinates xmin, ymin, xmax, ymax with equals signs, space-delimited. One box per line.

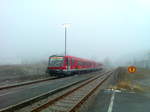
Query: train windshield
xmin=49 ymin=57 xmax=64 ymax=67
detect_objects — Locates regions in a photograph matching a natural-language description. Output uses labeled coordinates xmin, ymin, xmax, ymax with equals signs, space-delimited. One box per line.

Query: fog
xmin=0 ymin=0 xmax=150 ymax=65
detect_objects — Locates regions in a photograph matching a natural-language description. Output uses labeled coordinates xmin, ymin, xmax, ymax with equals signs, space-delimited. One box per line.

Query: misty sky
xmin=0 ymin=0 xmax=150 ymax=64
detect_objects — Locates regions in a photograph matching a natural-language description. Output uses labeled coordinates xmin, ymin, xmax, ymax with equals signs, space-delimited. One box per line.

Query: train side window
xmin=82 ymin=62 xmax=84 ymax=66
xmin=85 ymin=62 xmax=88 ymax=66
xmin=79 ymin=62 xmax=82 ymax=66
xmin=66 ymin=58 xmax=68 ymax=65
xmin=84 ymin=62 xmax=86 ymax=66
xmin=66 ymin=58 xmax=70 ymax=66
xmin=72 ymin=59 xmax=74 ymax=65
xmin=78 ymin=61 xmax=81 ymax=66
xmin=68 ymin=58 xmax=71 ymax=66
xmin=77 ymin=61 xmax=79 ymax=65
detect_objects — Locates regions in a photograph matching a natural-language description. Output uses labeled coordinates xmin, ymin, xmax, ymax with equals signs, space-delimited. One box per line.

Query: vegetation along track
xmin=0 ymin=71 xmax=113 ymax=112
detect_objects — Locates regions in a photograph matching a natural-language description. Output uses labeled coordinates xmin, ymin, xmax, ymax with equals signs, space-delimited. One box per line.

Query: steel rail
xmin=0 ymin=77 xmax=58 ymax=90
xmin=0 ymin=75 xmax=97 ymax=112
xmin=68 ymin=74 xmax=111 ymax=112
xmin=32 ymin=71 xmax=112 ymax=112
xmin=0 ymin=71 xmax=105 ymax=91
xmin=0 ymin=71 xmax=111 ymax=112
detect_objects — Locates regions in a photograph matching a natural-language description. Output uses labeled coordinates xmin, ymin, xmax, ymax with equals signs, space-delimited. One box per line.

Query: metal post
xmin=65 ymin=27 xmax=67 ymax=56
xmin=65 ymin=27 xmax=68 ymax=72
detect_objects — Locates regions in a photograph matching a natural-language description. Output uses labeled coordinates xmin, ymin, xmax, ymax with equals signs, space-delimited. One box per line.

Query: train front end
xmin=46 ymin=56 xmax=67 ymax=76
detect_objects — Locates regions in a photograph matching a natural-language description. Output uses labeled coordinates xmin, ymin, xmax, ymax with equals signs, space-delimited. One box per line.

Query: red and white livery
xmin=46 ymin=55 xmax=103 ymax=77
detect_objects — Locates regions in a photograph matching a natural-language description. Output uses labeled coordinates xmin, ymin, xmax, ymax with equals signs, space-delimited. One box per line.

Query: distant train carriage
xmin=46 ymin=55 xmax=102 ymax=77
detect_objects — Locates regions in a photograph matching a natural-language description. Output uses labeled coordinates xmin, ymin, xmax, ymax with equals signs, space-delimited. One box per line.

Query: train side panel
xmin=46 ymin=55 xmax=103 ymax=77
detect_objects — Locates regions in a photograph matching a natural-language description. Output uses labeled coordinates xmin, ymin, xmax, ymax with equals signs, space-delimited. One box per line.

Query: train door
xmin=68 ymin=58 xmax=71 ymax=70
xmin=71 ymin=58 xmax=75 ymax=69
xmin=66 ymin=57 xmax=71 ymax=70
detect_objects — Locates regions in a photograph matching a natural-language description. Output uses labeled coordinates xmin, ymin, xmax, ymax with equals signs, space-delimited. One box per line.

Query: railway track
xmin=0 ymin=70 xmax=106 ymax=91
xmin=32 ymin=72 xmax=112 ymax=112
xmin=0 ymin=70 xmax=113 ymax=112
xmin=0 ymin=77 xmax=60 ymax=90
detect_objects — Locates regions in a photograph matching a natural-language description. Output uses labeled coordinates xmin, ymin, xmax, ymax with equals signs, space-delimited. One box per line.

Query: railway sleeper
xmin=58 ymin=99 xmax=76 ymax=104
xmin=55 ymin=102 xmax=74 ymax=108
xmin=44 ymin=107 xmax=65 ymax=112
xmin=68 ymin=95 xmax=84 ymax=99
xmin=46 ymin=105 xmax=69 ymax=112
xmin=63 ymin=97 xmax=79 ymax=102
xmin=42 ymin=75 xmax=110 ymax=112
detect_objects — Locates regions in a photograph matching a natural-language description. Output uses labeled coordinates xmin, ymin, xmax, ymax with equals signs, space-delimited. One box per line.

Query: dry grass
xmin=108 ymin=67 xmax=150 ymax=92
xmin=109 ymin=81 xmax=145 ymax=92
xmin=0 ymin=62 xmax=49 ymax=85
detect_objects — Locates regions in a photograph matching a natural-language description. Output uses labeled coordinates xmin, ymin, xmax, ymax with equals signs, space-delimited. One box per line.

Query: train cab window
xmin=49 ymin=57 xmax=64 ymax=67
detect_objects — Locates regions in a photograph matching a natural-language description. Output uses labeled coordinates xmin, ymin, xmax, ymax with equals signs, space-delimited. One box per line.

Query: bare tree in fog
xmin=103 ymin=58 xmax=113 ymax=68
xmin=126 ymin=52 xmax=150 ymax=69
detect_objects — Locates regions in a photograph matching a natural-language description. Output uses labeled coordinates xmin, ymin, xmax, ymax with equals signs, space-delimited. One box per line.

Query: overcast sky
xmin=0 ymin=0 xmax=150 ymax=64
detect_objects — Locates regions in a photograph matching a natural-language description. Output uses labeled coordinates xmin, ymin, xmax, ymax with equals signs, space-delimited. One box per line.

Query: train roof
xmin=66 ymin=56 xmax=94 ymax=62
xmin=49 ymin=55 xmax=101 ymax=64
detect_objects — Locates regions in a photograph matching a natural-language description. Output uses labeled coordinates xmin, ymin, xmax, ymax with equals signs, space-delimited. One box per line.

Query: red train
xmin=46 ymin=55 xmax=103 ymax=77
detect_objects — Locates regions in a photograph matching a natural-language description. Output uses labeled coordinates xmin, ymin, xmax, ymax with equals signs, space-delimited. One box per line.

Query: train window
xmin=87 ymin=63 xmax=89 ymax=66
xmin=80 ymin=62 xmax=82 ymax=66
xmin=77 ymin=61 xmax=79 ymax=65
xmin=82 ymin=62 xmax=85 ymax=66
xmin=66 ymin=58 xmax=70 ymax=66
xmin=89 ymin=63 xmax=91 ymax=66
xmin=78 ymin=61 xmax=81 ymax=66
xmin=71 ymin=59 xmax=74 ymax=65
xmin=85 ymin=62 xmax=87 ymax=66
xmin=79 ymin=61 xmax=85 ymax=66
xmin=65 ymin=58 xmax=68 ymax=65
xmin=68 ymin=58 xmax=71 ymax=66
xmin=49 ymin=57 xmax=64 ymax=67
xmin=86 ymin=63 xmax=88 ymax=66
xmin=82 ymin=62 xmax=84 ymax=66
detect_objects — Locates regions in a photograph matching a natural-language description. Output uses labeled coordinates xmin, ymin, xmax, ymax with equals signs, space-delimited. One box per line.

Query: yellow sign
xmin=128 ymin=66 xmax=136 ymax=73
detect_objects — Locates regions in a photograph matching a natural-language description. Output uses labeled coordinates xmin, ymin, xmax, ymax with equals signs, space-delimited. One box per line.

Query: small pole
xmin=63 ymin=23 xmax=70 ymax=57
xmin=65 ymin=27 xmax=67 ymax=57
